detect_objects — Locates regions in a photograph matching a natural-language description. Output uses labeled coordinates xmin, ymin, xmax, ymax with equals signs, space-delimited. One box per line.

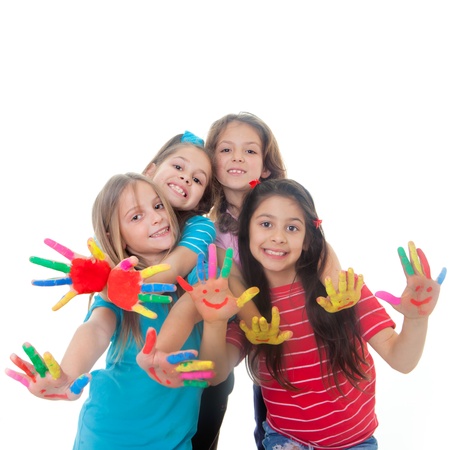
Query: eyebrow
xmin=172 ymin=156 xmax=209 ymax=178
xmin=255 ymin=213 xmax=304 ymax=224
xmin=220 ymin=139 xmax=261 ymax=147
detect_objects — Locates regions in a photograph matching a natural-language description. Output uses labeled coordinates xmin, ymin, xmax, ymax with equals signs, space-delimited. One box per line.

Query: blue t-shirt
xmin=73 ymin=215 xmax=215 ymax=448
xmin=73 ymin=296 xmax=203 ymax=450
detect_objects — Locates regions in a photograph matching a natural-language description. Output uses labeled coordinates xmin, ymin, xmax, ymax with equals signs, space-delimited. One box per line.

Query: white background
xmin=1 ymin=2 xmax=449 ymax=449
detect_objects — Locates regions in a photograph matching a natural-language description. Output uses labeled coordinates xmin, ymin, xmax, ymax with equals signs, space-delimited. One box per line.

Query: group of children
xmin=6 ymin=112 xmax=446 ymax=450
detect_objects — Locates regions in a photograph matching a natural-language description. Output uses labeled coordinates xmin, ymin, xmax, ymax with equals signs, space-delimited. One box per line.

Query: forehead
xmin=253 ymin=195 xmax=304 ymax=220
xmin=119 ymin=181 xmax=157 ymax=207
xmin=219 ymin=121 xmax=261 ymax=145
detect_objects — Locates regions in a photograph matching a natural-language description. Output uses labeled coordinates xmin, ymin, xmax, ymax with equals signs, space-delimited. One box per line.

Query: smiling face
xmin=147 ymin=145 xmax=212 ymax=212
xmin=118 ymin=180 xmax=175 ymax=264
xmin=214 ymin=121 xmax=271 ymax=204
xmin=249 ymin=195 xmax=306 ymax=287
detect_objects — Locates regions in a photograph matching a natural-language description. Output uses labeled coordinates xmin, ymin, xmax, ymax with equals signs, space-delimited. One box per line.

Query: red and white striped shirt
xmin=228 ymin=280 xmax=395 ymax=450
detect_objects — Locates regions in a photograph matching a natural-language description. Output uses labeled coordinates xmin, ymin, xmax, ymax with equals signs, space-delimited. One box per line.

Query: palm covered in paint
xmin=5 ymin=342 xmax=90 ymax=401
xmin=177 ymin=245 xmax=259 ymax=323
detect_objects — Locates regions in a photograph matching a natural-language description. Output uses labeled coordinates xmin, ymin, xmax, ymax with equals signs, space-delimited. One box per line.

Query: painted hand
xmin=5 ymin=342 xmax=90 ymax=400
xmin=177 ymin=244 xmax=259 ymax=322
xmin=136 ymin=328 xmax=215 ymax=388
xmin=316 ymin=268 xmax=364 ymax=313
xmin=375 ymin=241 xmax=446 ymax=317
xmin=239 ymin=306 xmax=293 ymax=345
xmin=107 ymin=257 xmax=176 ymax=319
xmin=30 ymin=238 xmax=112 ymax=311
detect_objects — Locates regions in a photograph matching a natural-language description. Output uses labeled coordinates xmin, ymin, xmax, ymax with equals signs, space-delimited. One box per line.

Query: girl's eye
xmin=219 ymin=147 xmax=231 ymax=153
xmin=174 ymin=164 xmax=182 ymax=171
xmin=131 ymin=214 xmax=142 ymax=222
xmin=261 ymin=221 xmax=271 ymax=228
xmin=155 ymin=203 xmax=165 ymax=210
xmin=245 ymin=149 xmax=257 ymax=155
xmin=287 ymin=225 xmax=298 ymax=232
xmin=192 ymin=177 xmax=203 ymax=185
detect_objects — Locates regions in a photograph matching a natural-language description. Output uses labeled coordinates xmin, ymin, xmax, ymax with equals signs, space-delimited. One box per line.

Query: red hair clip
xmin=313 ymin=219 xmax=322 ymax=229
xmin=249 ymin=179 xmax=261 ymax=188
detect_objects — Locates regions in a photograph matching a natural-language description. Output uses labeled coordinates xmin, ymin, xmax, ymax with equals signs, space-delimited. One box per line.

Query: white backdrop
xmin=1 ymin=2 xmax=449 ymax=449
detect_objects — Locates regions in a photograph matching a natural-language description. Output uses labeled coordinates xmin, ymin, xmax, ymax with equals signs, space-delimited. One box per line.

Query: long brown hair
xmin=238 ymin=179 xmax=368 ymax=392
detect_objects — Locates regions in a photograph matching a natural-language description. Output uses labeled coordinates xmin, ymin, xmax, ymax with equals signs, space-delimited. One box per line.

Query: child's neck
xmin=224 ymin=188 xmax=247 ymax=218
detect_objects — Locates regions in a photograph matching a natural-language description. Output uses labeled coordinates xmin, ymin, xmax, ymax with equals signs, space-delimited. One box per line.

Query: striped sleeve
xmin=178 ymin=215 xmax=216 ymax=256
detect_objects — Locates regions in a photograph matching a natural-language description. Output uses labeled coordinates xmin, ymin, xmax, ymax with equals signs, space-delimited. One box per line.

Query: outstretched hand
xmin=107 ymin=257 xmax=177 ymax=319
xmin=5 ymin=342 xmax=90 ymax=400
xmin=375 ymin=241 xmax=446 ymax=318
xmin=136 ymin=328 xmax=215 ymax=388
xmin=316 ymin=268 xmax=364 ymax=313
xmin=177 ymin=244 xmax=259 ymax=323
xmin=239 ymin=306 xmax=293 ymax=345
xmin=30 ymin=238 xmax=112 ymax=311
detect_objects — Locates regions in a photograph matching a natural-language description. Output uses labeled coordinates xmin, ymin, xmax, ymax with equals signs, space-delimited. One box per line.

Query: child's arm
xmin=156 ymin=292 xmax=202 ymax=353
xmin=369 ymin=241 xmax=446 ymax=373
xmin=217 ymin=247 xmax=292 ymax=345
xmin=60 ymin=306 xmax=116 ymax=377
xmin=143 ymin=215 xmax=216 ymax=284
xmin=321 ymin=242 xmax=342 ymax=287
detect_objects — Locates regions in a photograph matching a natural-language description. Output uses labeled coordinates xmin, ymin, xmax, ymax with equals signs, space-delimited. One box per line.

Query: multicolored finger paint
xmin=30 ymin=238 xmax=112 ymax=311
xmin=108 ymin=260 xmax=174 ymax=318
xmin=43 ymin=352 xmax=61 ymax=379
xmin=22 ymin=343 xmax=48 ymax=378
xmin=70 ymin=374 xmax=90 ymax=395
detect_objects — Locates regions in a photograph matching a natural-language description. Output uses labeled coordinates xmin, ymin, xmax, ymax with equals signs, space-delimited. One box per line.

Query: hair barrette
xmin=249 ymin=179 xmax=261 ymax=188
xmin=313 ymin=219 xmax=323 ymax=229
xmin=181 ymin=130 xmax=204 ymax=147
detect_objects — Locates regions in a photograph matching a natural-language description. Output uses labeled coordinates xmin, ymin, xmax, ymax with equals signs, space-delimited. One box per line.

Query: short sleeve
xmin=179 ymin=215 xmax=216 ymax=256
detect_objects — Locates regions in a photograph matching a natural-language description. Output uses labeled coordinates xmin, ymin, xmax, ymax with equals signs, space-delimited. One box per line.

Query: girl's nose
xmin=232 ymin=152 xmax=245 ymax=162
xmin=151 ymin=211 xmax=163 ymax=225
xmin=179 ymin=175 xmax=191 ymax=185
xmin=270 ymin=230 xmax=286 ymax=244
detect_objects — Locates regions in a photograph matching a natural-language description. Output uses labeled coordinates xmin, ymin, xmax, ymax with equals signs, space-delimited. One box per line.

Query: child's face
xmin=214 ymin=121 xmax=271 ymax=194
xmin=149 ymin=146 xmax=211 ymax=211
xmin=249 ymin=195 xmax=306 ymax=287
xmin=118 ymin=181 xmax=174 ymax=263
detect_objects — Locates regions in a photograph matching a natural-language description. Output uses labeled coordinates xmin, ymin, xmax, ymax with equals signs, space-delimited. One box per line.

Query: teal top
xmin=73 ymin=295 xmax=203 ymax=450
xmin=72 ymin=215 xmax=214 ymax=449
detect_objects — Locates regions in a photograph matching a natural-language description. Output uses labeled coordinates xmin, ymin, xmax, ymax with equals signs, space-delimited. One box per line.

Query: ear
xmin=144 ymin=163 xmax=157 ymax=178
xmin=260 ymin=167 xmax=271 ymax=179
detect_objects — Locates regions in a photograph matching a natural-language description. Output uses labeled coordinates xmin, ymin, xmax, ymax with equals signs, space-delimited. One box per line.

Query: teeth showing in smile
xmin=151 ymin=227 xmax=169 ymax=238
xmin=169 ymin=183 xmax=186 ymax=197
xmin=265 ymin=249 xmax=285 ymax=256
xmin=228 ymin=169 xmax=245 ymax=174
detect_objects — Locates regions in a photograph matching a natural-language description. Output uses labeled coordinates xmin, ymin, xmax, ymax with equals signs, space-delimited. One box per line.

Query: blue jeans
xmin=262 ymin=422 xmax=378 ymax=450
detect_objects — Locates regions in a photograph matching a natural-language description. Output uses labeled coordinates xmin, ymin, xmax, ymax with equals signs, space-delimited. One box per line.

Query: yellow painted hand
xmin=239 ymin=306 xmax=293 ymax=345
xmin=316 ymin=268 xmax=364 ymax=313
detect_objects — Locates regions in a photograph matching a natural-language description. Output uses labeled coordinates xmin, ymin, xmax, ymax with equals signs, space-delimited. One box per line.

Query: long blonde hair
xmin=91 ymin=172 xmax=180 ymax=355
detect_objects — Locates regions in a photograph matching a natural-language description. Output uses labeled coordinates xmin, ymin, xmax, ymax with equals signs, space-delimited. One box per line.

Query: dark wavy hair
xmin=205 ymin=112 xmax=286 ymax=235
xmin=238 ymin=179 xmax=368 ymax=392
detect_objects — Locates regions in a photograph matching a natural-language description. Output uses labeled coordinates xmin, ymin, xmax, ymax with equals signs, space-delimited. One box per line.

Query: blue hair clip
xmin=181 ymin=131 xmax=204 ymax=147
